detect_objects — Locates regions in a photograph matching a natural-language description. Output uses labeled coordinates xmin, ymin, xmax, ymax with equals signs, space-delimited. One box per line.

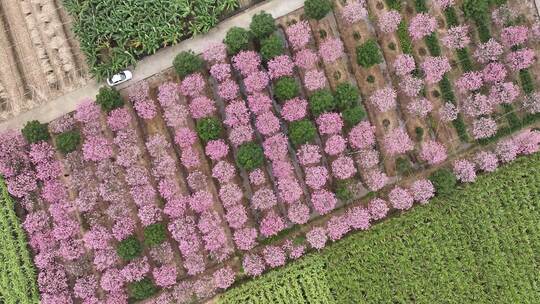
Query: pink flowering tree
xmin=422 ymin=56 xmax=451 ymax=84
xmin=384 ymin=128 xmax=414 ymax=155
xmin=378 ymin=10 xmax=402 ymax=33
xmin=342 ymin=1 xmax=367 ymax=24
xmin=474 ymin=151 xmax=498 ymax=172
xmin=474 ymin=39 xmax=504 ymax=64
xmin=501 ymin=25 xmax=529 ymax=47
xmin=285 ymin=21 xmax=311 ymax=50
xmin=306 ymin=227 xmax=327 ymax=250
xmin=407 ymin=98 xmax=433 ymax=117
xmin=471 ymin=117 xmax=497 ymax=140
xmin=419 ymin=140 xmax=448 ymax=165
xmin=506 ymin=48 xmax=536 ymax=71
xmin=389 ymin=186 xmax=414 ymax=210
xmin=393 ymin=54 xmax=416 ymax=76
xmin=319 ymin=38 xmax=344 ymax=63
xmin=442 ymin=25 xmax=470 ymax=49
xmin=370 ymin=87 xmax=397 ymax=112
xmin=368 ymin=198 xmax=389 ymax=220
xmin=453 ymin=159 xmax=477 ymax=183
xmin=409 ymin=13 xmax=437 ymax=41
xmin=410 ymin=179 xmax=435 ymax=204
xmin=455 ymin=71 xmax=483 ymax=93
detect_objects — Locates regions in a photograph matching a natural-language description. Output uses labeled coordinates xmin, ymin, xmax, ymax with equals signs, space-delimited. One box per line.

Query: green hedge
xmin=397 ymin=21 xmax=413 ymax=54
xmin=220 ymin=153 xmax=540 ymax=303
xmin=456 ymin=48 xmax=474 ymax=72
xmin=444 ymin=7 xmax=459 ymax=27
xmin=117 ymin=236 xmax=143 ymax=261
xmin=56 ymin=130 xmax=81 ymax=154
xmin=356 ymin=39 xmax=383 ymax=68
xmin=519 ymin=69 xmax=535 ymax=95
xmin=237 ymin=142 xmax=265 ymax=171
xmin=173 ymin=51 xmax=203 ymax=77
xmin=21 ymin=120 xmax=50 ymax=144
xmin=96 ymin=87 xmax=124 ymax=112
xmin=425 ymin=33 xmax=441 ymax=56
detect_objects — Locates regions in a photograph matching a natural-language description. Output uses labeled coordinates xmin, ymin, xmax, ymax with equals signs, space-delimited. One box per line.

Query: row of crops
xmin=0 ymin=178 xmax=39 ymax=304
xmin=62 ymin=0 xmax=240 ymax=79
xmin=219 ymin=152 xmax=540 ymax=303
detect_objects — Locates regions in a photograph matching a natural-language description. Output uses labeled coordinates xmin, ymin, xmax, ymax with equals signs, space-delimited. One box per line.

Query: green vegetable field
xmin=62 ymin=0 xmax=239 ymax=79
xmin=219 ymin=153 xmax=540 ymax=304
xmin=0 ymin=178 xmax=39 ymax=304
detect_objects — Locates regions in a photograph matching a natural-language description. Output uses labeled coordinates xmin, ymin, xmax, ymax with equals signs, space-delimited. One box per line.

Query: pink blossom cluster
xmin=342 ymin=0 xmax=367 ymax=24
xmin=304 ymin=69 xmax=327 ymax=91
xmin=434 ymin=0 xmax=454 ymax=9
xmin=453 ymin=159 xmax=477 ymax=183
xmin=455 ymin=71 xmax=483 ymax=93
xmin=409 ymin=13 xmax=437 ymax=41
xmin=501 ymin=26 xmax=529 ymax=47
xmin=384 ymin=128 xmax=414 ymax=156
xmin=407 ymin=98 xmax=433 ymax=117
xmin=268 ymin=55 xmax=295 ymax=80
xmin=294 ymin=49 xmax=319 ymax=70
xmin=471 ymin=117 xmax=497 ymax=140
xmin=506 ymin=48 xmax=536 ymax=71
xmin=378 ymin=10 xmax=402 ymax=33
xmin=399 ymin=75 xmax=424 ymax=97
xmin=482 ymin=62 xmax=507 ymax=83
xmin=442 ymin=25 xmax=470 ymax=49
xmin=285 ymin=21 xmax=311 ymax=51
xmin=393 ymin=54 xmax=416 ymax=76
xmin=462 ymin=93 xmax=494 ymax=117
xmin=319 ymin=38 xmax=344 ymax=63
xmin=203 ymin=43 xmax=227 ymax=64
xmin=474 ymin=39 xmax=503 ymax=64
xmin=474 ymin=151 xmax=499 ymax=172
xmin=419 ymin=140 xmax=448 ymax=165
xmin=370 ymin=87 xmax=397 ymax=112
xmin=421 ymin=56 xmax=451 ymax=84
xmin=388 ymin=186 xmax=414 ymax=210
xmin=439 ymin=102 xmax=458 ymax=122
xmin=410 ymin=179 xmax=435 ymax=204
xmin=490 ymin=82 xmax=519 ymax=105
xmin=157 ymin=82 xmax=188 ymax=128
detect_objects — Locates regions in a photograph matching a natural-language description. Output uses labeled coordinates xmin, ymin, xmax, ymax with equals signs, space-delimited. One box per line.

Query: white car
xmin=107 ymin=70 xmax=132 ymax=86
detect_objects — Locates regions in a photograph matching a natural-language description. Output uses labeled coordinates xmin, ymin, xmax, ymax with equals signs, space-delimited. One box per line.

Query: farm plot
xmin=1 ymin=0 xmax=540 ymax=303
xmin=219 ymin=151 xmax=540 ymax=304
xmin=0 ymin=0 xmax=88 ymax=122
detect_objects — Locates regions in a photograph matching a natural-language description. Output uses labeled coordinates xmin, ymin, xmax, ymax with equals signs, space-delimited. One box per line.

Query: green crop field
xmin=0 ymin=178 xmax=39 ymax=304
xmin=63 ymin=0 xmax=239 ymax=79
xmin=219 ymin=153 xmax=540 ymax=304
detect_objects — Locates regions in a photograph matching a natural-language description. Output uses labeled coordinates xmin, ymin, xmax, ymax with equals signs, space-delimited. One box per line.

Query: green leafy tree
xmin=309 ymin=89 xmax=336 ymax=116
xmin=356 ymin=39 xmax=383 ymax=68
xmin=274 ymin=77 xmax=300 ymax=102
xmin=260 ymin=34 xmax=284 ymax=61
xmin=56 ymin=130 xmax=81 ymax=154
xmin=96 ymin=87 xmax=123 ymax=112
xmin=250 ymin=11 xmax=276 ymax=39
xmin=288 ymin=119 xmax=317 ymax=146
xmin=128 ymin=278 xmax=158 ymax=300
xmin=342 ymin=106 xmax=366 ymax=128
xmin=305 ymin=0 xmax=333 ymax=20
xmin=334 ymin=83 xmax=359 ymax=110
xmin=143 ymin=223 xmax=167 ymax=247
xmin=196 ymin=117 xmax=223 ymax=142
xmin=21 ymin=120 xmax=50 ymax=144
xmin=237 ymin=142 xmax=265 ymax=170
xmin=173 ymin=51 xmax=203 ymax=77
xmin=117 ymin=236 xmax=142 ymax=261
xmin=429 ymin=168 xmax=457 ymax=197
xmin=224 ymin=27 xmax=251 ymax=54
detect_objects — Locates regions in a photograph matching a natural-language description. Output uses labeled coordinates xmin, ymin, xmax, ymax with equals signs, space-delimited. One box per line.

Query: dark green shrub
xmin=519 ymin=69 xmax=535 ymax=95
xmin=237 ymin=142 xmax=265 ymax=170
xmin=56 ymin=130 xmax=81 ymax=154
xmin=444 ymin=7 xmax=459 ymax=27
xmin=457 ymin=48 xmax=474 ymax=72
xmin=304 ymin=0 xmax=332 ymax=20
xmin=288 ymin=119 xmax=317 ymax=146
xmin=476 ymin=21 xmax=492 ymax=43
xmin=439 ymin=76 xmax=455 ymax=103
xmin=196 ymin=117 xmax=223 ymax=142
xmin=415 ymin=127 xmax=424 ymax=141
xmin=463 ymin=0 xmax=489 ymax=24
xmin=224 ymin=27 xmax=251 ymax=54
xmin=453 ymin=115 xmax=470 ymax=142
xmin=501 ymin=104 xmax=522 ymax=130
xmin=250 ymin=11 xmax=276 ymax=39
xmin=342 ymin=106 xmax=366 ymax=128
xmin=117 ymin=236 xmax=142 ymax=261
xmin=335 ymin=180 xmax=352 ymax=201
xmin=128 ymin=278 xmax=158 ymax=301
xmin=414 ymin=0 xmax=428 ymax=12
xmin=397 ymin=21 xmax=413 ymax=54
xmin=309 ymin=89 xmax=335 ymax=116
xmin=334 ymin=83 xmax=359 ymax=110
xmin=356 ymin=39 xmax=383 ymax=68
xmin=396 ymin=157 xmax=413 ymax=176
xmin=385 ymin=0 xmax=401 ymax=10
xmin=96 ymin=87 xmax=123 ymax=112
xmin=22 ymin=120 xmax=50 ymax=144
xmin=429 ymin=168 xmax=457 ymax=197
xmin=274 ymin=77 xmax=300 ymax=102
xmin=173 ymin=51 xmax=203 ymax=77
xmin=425 ymin=33 xmax=441 ymax=56
xmin=143 ymin=223 xmax=167 ymax=247
xmin=260 ymin=34 xmax=284 ymax=61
